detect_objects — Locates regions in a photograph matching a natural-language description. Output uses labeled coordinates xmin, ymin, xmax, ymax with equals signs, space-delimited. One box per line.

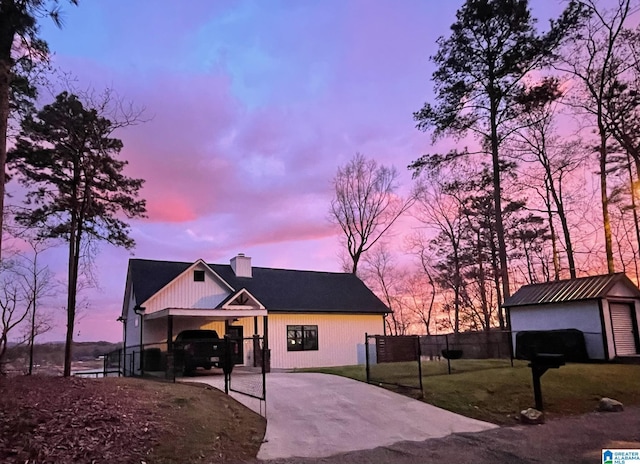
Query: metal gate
xmin=611 ymin=303 xmax=639 ymax=355
xmin=227 ymin=335 xmax=267 ymax=404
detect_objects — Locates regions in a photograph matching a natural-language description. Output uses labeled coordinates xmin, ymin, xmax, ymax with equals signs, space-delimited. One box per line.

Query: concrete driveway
xmin=188 ymin=372 xmax=497 ymax=460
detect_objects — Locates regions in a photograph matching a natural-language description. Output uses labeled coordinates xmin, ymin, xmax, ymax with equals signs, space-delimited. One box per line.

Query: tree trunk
xmin=545 ymin=182 xmax=561 ymax=280
xmin=490 ymin=99 xmax=511 ymax=305
xmin=598 ymin=126 xmax=615 ymax=274
xmin=0 ymin=57 xmax=10 ymax=263
xmin=628 ymin=155 xmax=640 ymax=282
xmin=63 ymin=222 xmax=80 ymax=377
xmin=0 ymin=3 xmax=17 ymax=264
xmin=28 ymin=251 xmax=37 ymax=375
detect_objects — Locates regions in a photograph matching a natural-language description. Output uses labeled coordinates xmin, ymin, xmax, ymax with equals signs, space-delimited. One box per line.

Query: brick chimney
xmin=230 ymin=253 xmax=252 ymax=278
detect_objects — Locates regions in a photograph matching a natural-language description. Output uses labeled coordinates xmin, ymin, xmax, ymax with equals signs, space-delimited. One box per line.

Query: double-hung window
xmin=287 ymin=325 xmax=318 ymax=351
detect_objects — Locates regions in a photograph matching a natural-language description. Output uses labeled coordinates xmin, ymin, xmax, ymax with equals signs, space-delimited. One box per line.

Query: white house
xmin=120 ymin=255 xmax=389 ymax=370
xmin=504 ymin=273 xmax=640 ymax=360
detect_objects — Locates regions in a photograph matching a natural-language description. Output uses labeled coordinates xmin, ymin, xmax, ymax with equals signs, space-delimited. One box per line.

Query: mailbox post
xmin=529 ymin=353 xmax=565 ymax=410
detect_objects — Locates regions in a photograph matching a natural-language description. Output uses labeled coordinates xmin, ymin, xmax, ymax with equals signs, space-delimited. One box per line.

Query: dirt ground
xmin=260 ymin=406 xmax=640 ymax=464
xmin=0 ymin=375 xmax=265 ymax=464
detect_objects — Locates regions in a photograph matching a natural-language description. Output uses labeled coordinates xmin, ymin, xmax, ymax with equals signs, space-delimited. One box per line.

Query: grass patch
xmin=303 ymin=361 xmax=640 ymax=425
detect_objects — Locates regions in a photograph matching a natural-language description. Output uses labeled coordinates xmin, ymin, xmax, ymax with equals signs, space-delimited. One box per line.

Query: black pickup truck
xmin=173 ymin=329 xmax=228 ymax=376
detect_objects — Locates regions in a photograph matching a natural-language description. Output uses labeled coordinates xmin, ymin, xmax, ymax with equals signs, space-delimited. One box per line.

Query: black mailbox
xmin=530 ymin=353 xmax=565 ymax=369
xmin=528 ymin=353 xmax=565 ymax=410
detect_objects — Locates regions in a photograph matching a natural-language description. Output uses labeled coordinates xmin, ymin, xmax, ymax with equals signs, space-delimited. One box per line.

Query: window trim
xmin=193 ymin=270 xmax=205 ymax=282
xmin=287 ymin=325 xmax=318 ymax=352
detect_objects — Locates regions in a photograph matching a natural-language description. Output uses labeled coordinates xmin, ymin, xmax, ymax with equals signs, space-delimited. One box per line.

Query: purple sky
xmin=14 ymin=0 xmax=566 ymax=342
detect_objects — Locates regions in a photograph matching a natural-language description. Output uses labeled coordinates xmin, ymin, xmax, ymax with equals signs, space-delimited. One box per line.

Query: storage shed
xmin=503 ymin=273 xmax=640 ymax=361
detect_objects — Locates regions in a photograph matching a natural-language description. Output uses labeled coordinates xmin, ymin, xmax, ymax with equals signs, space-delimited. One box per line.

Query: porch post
xmin=253 ymin=316 xmax=258 ymax=336
xmin=167 ymin=315 xmax=174 ymax=352
xmin=262 ymin=315 xmax=270 ymax=372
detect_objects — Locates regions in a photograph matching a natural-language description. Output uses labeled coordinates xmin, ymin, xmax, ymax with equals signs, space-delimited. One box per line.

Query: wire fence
xmin=420 ymin=330 xmax=513 ymax=375
xmin=99 ymin=335 xmax=268 ymax=405
xmin=364 ymin=331 xmax=516 ymax=393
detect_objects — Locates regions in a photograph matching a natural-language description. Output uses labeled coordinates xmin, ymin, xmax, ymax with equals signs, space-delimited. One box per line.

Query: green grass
xmin=302 ymin=361 xmax=640 ymax=425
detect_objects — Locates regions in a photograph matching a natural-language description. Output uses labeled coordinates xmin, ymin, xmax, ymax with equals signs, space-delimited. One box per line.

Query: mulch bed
xmin=0 ymin=375 xmax=166 ymax=464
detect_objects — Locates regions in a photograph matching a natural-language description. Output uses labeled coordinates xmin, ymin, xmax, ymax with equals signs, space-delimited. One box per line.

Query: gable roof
xmin=503 ymin=273 xmax=640 ymax=308
xmin=128 ymin=258 xmax=389 ymax=314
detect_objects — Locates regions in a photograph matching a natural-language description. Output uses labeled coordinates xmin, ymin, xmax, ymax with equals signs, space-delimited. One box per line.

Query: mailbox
xmin=528 ymin=353 xmax=565 ymax=411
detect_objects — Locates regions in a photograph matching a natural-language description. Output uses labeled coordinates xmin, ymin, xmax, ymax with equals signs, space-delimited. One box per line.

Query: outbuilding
xmin=503 ymin=273 xmax=640 ymax=361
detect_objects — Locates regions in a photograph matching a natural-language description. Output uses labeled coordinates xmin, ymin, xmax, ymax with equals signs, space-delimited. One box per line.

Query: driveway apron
xmin=188 ymin=372 xmax=497 ymax=460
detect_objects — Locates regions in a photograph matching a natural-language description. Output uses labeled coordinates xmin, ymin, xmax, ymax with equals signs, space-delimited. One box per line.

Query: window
xmin=287 ymin=325 xmax=318 ymax=351
xmin=193 ymin=270 xmax=205 ymax=282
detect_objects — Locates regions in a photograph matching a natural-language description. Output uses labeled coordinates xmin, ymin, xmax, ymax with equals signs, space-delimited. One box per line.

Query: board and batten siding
xmin=142 ymin=263 xmax=231 ymax=314
xmin=509 ymin=300 xmax=606 ymax=360
xmin=268 ymin=313 xmax=384 ymax=369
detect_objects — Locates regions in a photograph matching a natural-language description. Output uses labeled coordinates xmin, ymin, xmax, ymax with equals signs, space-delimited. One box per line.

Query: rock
xmin=597 ymin=397 xmax=624 ymax=412
xmin=520 ymin=407 xmax=545 ymax=425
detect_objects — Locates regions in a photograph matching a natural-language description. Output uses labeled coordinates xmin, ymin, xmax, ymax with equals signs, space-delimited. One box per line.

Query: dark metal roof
xmin=503 ymin=273 xmax=640 ymax=308
xmin=127 ymin=259 xmax=389 ymax=314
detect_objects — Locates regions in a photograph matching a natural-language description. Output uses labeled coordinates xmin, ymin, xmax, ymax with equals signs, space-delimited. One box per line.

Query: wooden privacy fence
xmin=376 ymin=335 xmax=421 ymax=362
xmin=365 ymin=333 xmax=423 ymax=398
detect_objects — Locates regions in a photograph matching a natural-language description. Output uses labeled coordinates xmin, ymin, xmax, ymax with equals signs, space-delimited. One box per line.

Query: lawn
xmin=304 ymin=360 xmax=640 ymax=425
xmin=0 ymin=375 xmax=265 ymax=463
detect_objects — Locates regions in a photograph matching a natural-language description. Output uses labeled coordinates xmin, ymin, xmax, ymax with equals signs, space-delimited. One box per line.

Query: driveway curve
xmin=191 ymin=372 xmax=496 ymax=460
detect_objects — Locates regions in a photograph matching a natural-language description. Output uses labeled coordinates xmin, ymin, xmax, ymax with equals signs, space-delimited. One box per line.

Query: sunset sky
xmin=13 ymin=0 xmax=568 ymax=342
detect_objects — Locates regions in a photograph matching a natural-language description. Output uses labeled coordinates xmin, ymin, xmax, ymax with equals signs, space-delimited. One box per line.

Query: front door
xmin=610 ymin=303 xmax=639 ymax=356
xmin=227 ymin=325 xmax=244 ymax=365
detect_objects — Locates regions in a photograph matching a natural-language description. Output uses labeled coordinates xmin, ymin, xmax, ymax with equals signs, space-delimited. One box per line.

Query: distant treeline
xmin=4 ymin=341 xmax=122 ymax=366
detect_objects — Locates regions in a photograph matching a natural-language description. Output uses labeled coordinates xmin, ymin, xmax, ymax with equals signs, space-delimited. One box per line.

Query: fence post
xmin=509 ymin=330 xmax=514 ymax=367
xmin=416 ymin=336 xmax=424 ymax=399
xmin=103 ymin=355 xmax=107 ymax=378
xmin=445 ymin=335 xmax=451 ymax=375
xmin=365 ymin=333 xmax=370 ymax=384
xmin=224 ymin=336 xmax=230 ymax=394
xmin=262 ymin=337 xmax=266 ymax=403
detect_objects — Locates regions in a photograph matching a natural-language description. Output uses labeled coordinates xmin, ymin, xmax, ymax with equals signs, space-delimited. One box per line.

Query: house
xmin=120 ymin=254 xmax=389 ymax=370
xmin=503 ymin=273 xmax=640 ymax=361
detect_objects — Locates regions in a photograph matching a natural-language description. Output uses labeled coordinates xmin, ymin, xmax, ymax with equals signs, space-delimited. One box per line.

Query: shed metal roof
xmin=502 ymin=273 xmax=640 ymax=308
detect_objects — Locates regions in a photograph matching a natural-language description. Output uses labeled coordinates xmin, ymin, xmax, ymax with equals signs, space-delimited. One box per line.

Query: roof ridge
xmin=130 ymin=258 xmax=348 ymax=275
xmin=518 ymin=273 xmax=623 ymax=288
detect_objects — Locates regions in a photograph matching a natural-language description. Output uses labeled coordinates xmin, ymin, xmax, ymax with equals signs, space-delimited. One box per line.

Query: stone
xmin=520 ymin=407 xmax=545 ymax=425
xmin=597 ymin=397 xmax=624 ymax=412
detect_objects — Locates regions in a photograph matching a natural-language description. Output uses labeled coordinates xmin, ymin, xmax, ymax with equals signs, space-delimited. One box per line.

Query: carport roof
xmin=503 ymin=273 xmax=640 ymax=308
xmin=128 ymin=258 xmax=390 ymax=314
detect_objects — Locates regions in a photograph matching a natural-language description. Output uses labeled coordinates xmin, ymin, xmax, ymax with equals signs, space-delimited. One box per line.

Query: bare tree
xmin=403 ymin=249 xmax=438 ymax=335
xmin=0 ymin=262 xmax=29 ymax=373
xmin=360 ymin=245 xmax=413 ymax=336
xmin=410 ymin=178 xmax=466 ymax=333
xmin=330 ymin=153 xmax=414 ymax=275
xmin=19 ymin=239 xmax=55 ymax=374
xmin=555 ymin=0 xmax=639 ymax=273
xmin=511 ymin=79 xmax=587 ymax=279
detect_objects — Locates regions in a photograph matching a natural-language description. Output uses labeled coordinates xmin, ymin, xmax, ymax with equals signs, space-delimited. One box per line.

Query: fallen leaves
xmin=0 ymin=375 xmax=165 ymax=464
